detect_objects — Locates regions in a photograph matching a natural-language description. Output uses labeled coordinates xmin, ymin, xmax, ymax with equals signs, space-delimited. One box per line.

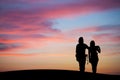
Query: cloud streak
xmin=0 ymin=43 xmax=22 ymax=51
xmin=0 ymin=0 xmax=120 ymax=53
xmin=68 ymin=25 xmax=120 ymax=46
xmin=92 ymin=25 xmax=120 ymax=43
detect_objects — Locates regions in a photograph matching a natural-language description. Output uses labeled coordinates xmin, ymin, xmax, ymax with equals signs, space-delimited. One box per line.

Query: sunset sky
xmin=0 ymin=0 xmax=120 ymax=75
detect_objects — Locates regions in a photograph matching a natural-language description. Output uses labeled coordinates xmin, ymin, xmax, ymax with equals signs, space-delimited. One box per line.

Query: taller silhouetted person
xmin=89 ymin=40 xmax=101 ymax=74
xmin=76 ymin=37 xmax=89 ymax=72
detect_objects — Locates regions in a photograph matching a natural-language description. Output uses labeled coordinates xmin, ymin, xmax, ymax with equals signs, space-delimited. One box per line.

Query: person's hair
xmin=90 ymin=40 xmax=95 ymax=47
xmin=78 ymin=37 xmax=84 ymax=44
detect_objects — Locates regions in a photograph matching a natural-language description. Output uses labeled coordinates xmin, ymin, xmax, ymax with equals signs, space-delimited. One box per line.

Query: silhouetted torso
xmin=89 ymin=46 xmax=100 ymax=61
xmin=76 ymin=43 xmax=88 ymax=60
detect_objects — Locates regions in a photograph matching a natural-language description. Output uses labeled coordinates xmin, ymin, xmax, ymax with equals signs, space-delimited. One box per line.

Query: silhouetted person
xmin=88 ymin=40 xmax=101 ymax=74
xmin=76 ymin=37 xmax=89 ymax=72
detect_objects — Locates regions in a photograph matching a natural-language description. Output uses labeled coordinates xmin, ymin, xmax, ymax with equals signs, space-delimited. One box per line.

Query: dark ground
xmin=0 ymin=69 xmax=120 ymax=80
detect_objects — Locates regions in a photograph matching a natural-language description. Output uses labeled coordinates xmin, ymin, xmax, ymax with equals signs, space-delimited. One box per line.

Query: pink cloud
xmin=93 ymin=33 xmax=120 ymax=43
xmin=1 ymin=0 xmax=119 ymax=38
xmin=90 ymin=25 xmax=120 ymax=43
xmin=1 ymin=0 xmax=120 ymax=19
xmin=0 ymin=0 xmax=120 ymax=53
xmin=0 ymin=0 xmax=120 ymax=34
xmin=69 ymin=25 xmax=120 ymax=43
xmin=34 ymin=0 xmax=120 ymax=18
xmin=0 ymin=31 xmax=68 ymax=53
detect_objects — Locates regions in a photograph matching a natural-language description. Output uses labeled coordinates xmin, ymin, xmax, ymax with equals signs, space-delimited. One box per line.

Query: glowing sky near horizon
xmin=0 ymin=0 xmax=120 ymax=75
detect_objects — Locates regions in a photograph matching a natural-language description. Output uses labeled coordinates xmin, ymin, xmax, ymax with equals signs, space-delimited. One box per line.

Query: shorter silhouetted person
xmin=88 ymin=40 xmax=101 ymax=74
xmin=76 ymin=37 xmax=89 ymax=72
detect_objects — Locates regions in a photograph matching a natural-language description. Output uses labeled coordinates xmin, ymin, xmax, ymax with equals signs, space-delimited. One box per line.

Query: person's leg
xmin=91 ymin=63 xmax=94 ymax=73
xmin=78 ymin=62 xmax=81 ymax=71
xmin=95 ymin=61 xmax=98 ymax=73
xmin=93 ymin=64 xmax=96 ymax=74
xmin=92 ymin=61 xmax=98 ymax=74
xmin=83 ymin=59 xmax=86 ymax=72
xmin=80 ymin=62 xmax=84 ymax=72
xmin=91 ymin=60 xmax=95 ymax=74
xmin=80 ymin=58 xmax=86 ymax=72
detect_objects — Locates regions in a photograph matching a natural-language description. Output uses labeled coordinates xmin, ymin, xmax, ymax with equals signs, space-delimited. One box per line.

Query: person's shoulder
xmin=84 ymin=43 xmax=88 ymax=46
xmin=83 ymin=43 xmax=89 ymax=48
xmin=96 ymin=45 xmax=100 ymax=48
xmin=76 ymin=44 xmax=79 ymax=46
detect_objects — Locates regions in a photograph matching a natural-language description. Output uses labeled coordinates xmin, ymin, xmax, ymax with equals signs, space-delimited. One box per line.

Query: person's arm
xmin=96 ymin=46 xmax=101 ymax=53
xmin=85 ymin=44 xmax=89 ymax=49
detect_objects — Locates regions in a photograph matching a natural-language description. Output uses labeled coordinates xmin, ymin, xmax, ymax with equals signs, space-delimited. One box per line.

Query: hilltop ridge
xmin=1 ymin=69 xmax=120 ymax=80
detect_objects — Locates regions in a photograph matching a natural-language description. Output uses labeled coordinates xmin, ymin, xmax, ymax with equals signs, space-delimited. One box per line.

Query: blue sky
xmin=53 ymin=8 xmax=120 ymax=31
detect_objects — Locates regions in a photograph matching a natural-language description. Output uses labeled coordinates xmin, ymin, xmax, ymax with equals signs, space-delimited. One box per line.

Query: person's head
xmin=78 ymin=37 xmax=84 ymax=44
xmin=90 ymin=40 xmax=95 ymax=47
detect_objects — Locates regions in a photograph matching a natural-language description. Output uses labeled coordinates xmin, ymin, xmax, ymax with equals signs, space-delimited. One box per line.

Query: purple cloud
xmin=0 ymin=43 xmax=22 ymax=51
xmin=0 ymin=34 xmax=23 ymax=40
xmin=96 ymin=25 xmax=120 ymax=33
xmin=0 ymin=0 xmax=120 ymax=35
xmin=91 ymin=25 xmax=120 ymax=43
xmin=0 ymin=23 xmax=21 ymax=32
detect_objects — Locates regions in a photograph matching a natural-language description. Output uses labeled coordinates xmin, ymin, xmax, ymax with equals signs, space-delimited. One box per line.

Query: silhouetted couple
xmin=76 ymin=37 xmax=101 ymax=74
